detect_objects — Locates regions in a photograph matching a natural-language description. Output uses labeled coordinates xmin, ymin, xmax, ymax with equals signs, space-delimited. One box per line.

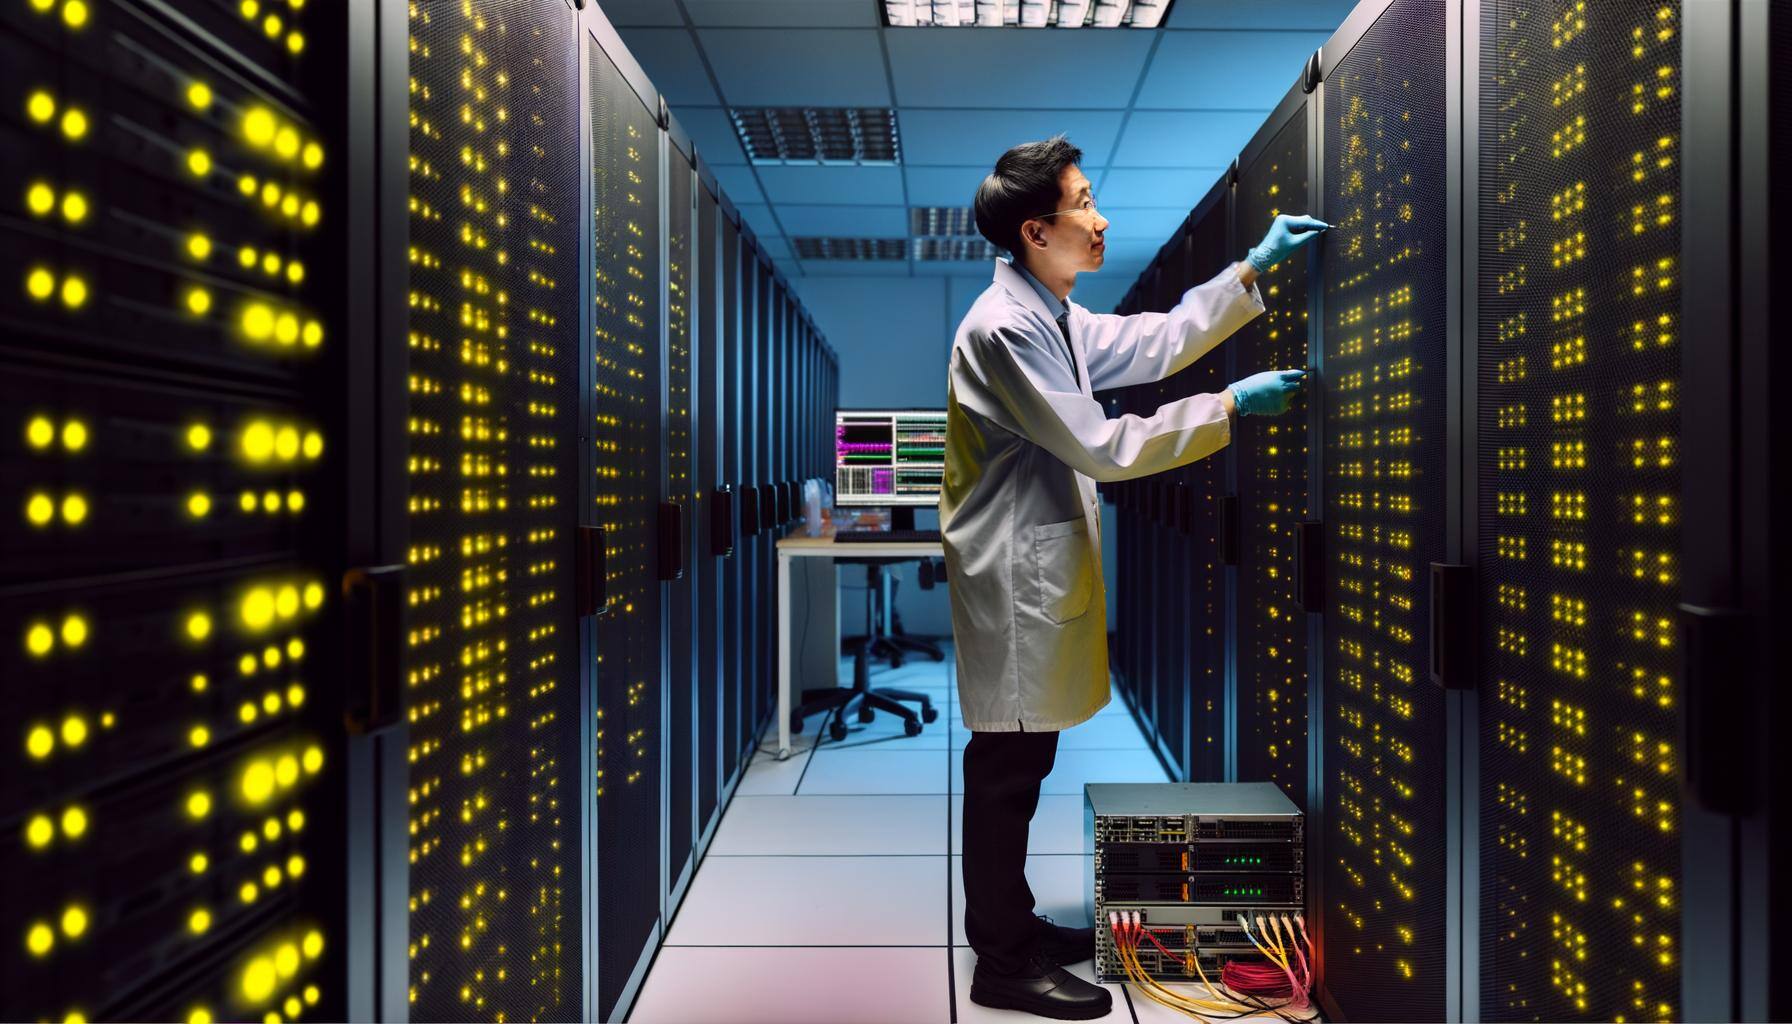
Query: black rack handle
xmin=657 ymin=501 xmax=686 ymax=581
xmin=739 ymin=482 xmax=761 ymax=536
xmin=577 ymin=526 xmax=609 ymax=617
xmin=775 ymin=481 xmax=792 ymax=525
xmin=1679 ymin=604 xmax=1754 ymax=814
xmin=1293 ymin=520 xmax=1324 ymax=613
xmin=1218 ymin=495 xmax=1239 ymax=564
xmin=758 ymin=483 xmax=777 ymax=532
xmin=1428 ymin=563 xmax=1474 ymax=690
xmin=710 ymin=486 xmax=736 ymax=558
xmin=344 ymin=564 xmax=406 ymax=735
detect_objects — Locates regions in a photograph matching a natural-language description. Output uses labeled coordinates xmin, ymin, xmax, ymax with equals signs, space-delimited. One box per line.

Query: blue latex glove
xmin=1229 ymin=369 xmax=1307 ymax=417
xmin=1246 ymin=214 xmax=1330 ymax=273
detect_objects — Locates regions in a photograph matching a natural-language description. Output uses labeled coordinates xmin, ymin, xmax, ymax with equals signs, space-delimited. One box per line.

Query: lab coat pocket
xmin=1032 ymin=517 xmax=1093 ymax=624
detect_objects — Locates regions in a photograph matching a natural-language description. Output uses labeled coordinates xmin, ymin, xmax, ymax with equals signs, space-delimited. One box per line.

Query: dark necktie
xmin=1055 ymin=310 xmax=1083 ymax=390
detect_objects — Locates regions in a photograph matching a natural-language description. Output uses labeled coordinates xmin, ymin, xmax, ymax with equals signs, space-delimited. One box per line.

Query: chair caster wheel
xmin=858 ymin=706 xmax=876 ymax=723
xmin=790 ymin=713 xmax=804 ymax=735
xmin=922 ymin=707 xmax=939 ymax=724
xmin=829 ymin=718 xmax=849 ymax=741
xmin=904 ymin=719 xmax=923 ymax=737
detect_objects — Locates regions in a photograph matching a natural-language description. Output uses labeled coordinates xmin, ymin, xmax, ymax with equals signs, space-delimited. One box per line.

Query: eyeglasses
xmin=1035 ymin=197 xmax=1100 ymax=220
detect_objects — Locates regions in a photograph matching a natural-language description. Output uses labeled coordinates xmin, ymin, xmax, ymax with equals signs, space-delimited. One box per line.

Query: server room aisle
xmin=628 ymin=643 xmax=1211 ymax=1023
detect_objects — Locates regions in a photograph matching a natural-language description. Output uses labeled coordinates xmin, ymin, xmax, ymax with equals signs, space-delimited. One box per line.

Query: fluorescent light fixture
xmin=882 ymin=0 xmax=1170 ymax=26
xmin=912 ymin=238 xmax=1003 ymax=261
xmin=731 ymin=108 xmax=900 ymax=165
xmin=794 ymin=237 xmax=910 ymax=261
xmin=910 ymin=207 xmax=981 ymax=237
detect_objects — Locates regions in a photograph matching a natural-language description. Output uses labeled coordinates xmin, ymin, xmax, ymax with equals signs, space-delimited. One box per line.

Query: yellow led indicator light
xmin=188 ymin=1009 xmax=213 ymax=1024
xmin=60 ymin=614 xmax=87 ymax=647
xmin=60 ymin=715 xmax=87 ymax=747
xmin=185 ymin=790 xmax=212 ymax=818
xmin=59 ymin=104 xmax=88 ymax=140
xmin=242 ymin=303 xmax=275 ymax=341
xmin=187 ymin=233 xmax=213 ymax=260
xmin=26 ymin=90 xmax=55 ymax=123
xmin=189 ymin=725 xmax=210 ymax=748
xmin=29 ymin=0 xmax=53 ymax=12
xmin=26 ymin=267 xmax=55 ymax=301
xmin=60 ymin=191 xmax=87 ymax=223
xmin=187 ymin=422 xmax=213 ymax=450
xmin=60 ymin=806 xmax=86 ymax=838
xmin=26 ymin=493 xmax=55 ymax=527
xmin=27 ymin=182 xmax=55 ymax=216
xmin=60 ymin=905 xmax=88 ymax=939
xmin=61 ymin=493 xmax=87 ymax=524
xmin=26 ymin=921 xmax=54 ymax=957
xmin=303 ymin=581 xmax=324 ymax=609
xmin=186 ymin=287 xmax=213 ymax=316
xmin=188 ymin=491 xmax=212 ymax=518
xmin=189 ymin=908 xmax=211 ymax=935
xmin=286 ymin=261 xmax=305 ymax=284
xmin=27 ymin=725 xmax=54 ymax=759
xmin=244 ymin=108 xmax=276 ymax=147
xmin=60 ymin=275 xmax=87 ymax=309
xmin=286 ymin=31 xmax=304 ymax=54
xmin=26 ymin=416 xmax=54 ymax=448
xmin=60 ymin=420 xmax=86 ymax=450
xmin=190 ymin=852 xmax=208 ymax=874
xmin=187 ymin=82 xmax=213 ymax=110
xmin=302 ymin=141 xmax=323 ymax=169
xmin=238 ymin=174 xmax=257 ymax=196
xmin=26 ymin=815 xmax=55 ymax=848
xmin=243 ymin=956 xmax=276 ymax=1001
xmin=185 ymin=611 xmax=212 ymax=641
xmin=274 ymin=127 xmax=299 ymax=160
xmin=242 ymin=587 xmax=275 ymax=629
xmin=261 ymin=490 xmax=280 ymax=512
xmin=61 ymin=0 xmax=88 ymax=28
xmin=186 ymin=149 xmax=212 ymax=178
xmin=239 ymin=491 xmax=257 ymax=513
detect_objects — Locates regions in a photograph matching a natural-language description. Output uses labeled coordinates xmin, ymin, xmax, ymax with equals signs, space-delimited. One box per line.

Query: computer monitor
xmin=835 ymin=409 xmax=947 ymax=527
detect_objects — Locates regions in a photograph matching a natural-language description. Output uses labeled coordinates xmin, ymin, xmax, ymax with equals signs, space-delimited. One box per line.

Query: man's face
xmin=1024 ymin=164 xmax=1110 ymax=276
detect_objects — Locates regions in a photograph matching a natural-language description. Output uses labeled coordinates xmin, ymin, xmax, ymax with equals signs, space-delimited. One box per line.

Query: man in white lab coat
xmin=943 ymin=136 xmax=1322 ymax=1019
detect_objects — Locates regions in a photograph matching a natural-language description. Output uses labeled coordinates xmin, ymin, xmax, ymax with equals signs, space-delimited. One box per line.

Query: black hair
xmin=972 ymin=135 xmax=1084 ymax=257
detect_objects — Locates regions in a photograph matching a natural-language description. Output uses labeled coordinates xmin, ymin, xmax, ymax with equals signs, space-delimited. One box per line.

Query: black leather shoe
xmin=969 ymin=951 xmax=1113 ymax=1020
xmin=1035 ymin=913 xmax=1097 ymax=966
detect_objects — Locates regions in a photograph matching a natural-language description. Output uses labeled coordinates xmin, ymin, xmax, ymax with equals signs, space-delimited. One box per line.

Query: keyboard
xmin=834 ymin=529 xmax=941 ymax=543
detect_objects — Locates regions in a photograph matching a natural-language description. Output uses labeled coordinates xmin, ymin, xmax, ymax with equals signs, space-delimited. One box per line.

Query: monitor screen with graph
xmin=834 ymin=409 xmax=948 ymax=506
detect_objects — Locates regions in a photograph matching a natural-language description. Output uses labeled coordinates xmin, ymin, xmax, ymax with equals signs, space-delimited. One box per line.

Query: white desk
xmin=775 ymin=524 xmax=945 ymax=760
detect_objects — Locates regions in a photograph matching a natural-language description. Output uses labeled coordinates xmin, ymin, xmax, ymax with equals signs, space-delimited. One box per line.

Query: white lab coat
xmin=940 ymin=259 xmax=1263 ymax=732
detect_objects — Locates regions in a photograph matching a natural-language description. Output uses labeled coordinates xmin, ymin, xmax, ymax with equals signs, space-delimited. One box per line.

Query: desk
xmin=775 ymin=524 xmax=945 ymax=760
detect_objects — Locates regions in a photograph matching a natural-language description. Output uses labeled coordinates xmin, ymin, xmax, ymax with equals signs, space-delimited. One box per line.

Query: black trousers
xmin=961 ymin=727 xmax=1061 ymax=974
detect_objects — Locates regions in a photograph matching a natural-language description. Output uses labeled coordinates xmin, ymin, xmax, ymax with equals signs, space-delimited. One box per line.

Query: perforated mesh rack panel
xmin=1 ymin=0 xmax=348 ymax=1018
xmin=1319 ymin=0 xmax=1449 ymax=1015
xmin=1180 ymin=197 xmax=1231 ymax=782
xmin=695 ymin=184 xmax=721 ymax=837
xmin=404 ymin=1 xmax=582 ymax=1018
xmin=1233 ymin=105 xmax=1313 ymax=805
xmin=666 ymin=144 xmax=696 ymax=899
xmin=590 ymin=34 xmax=664 ymax=1021
xmin=720 ymin=218 xmax=746 ymax=782
xmin=1476 ymin=1 xmax=1685 ymax=1018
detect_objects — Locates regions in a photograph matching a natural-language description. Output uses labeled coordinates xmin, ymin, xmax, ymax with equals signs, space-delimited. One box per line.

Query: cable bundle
xmin=1106 ymin=910 xmax=1317 ymax=1022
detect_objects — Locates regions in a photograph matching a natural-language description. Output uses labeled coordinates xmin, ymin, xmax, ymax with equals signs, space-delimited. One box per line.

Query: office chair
xmin=791 ymin=559 xmax=941 ymax=742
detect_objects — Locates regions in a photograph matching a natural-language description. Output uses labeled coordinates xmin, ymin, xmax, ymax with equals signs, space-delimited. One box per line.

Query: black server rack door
xmin=1476 ymin=2 xmax=1686 ymax=1018
xmin=1233 ymin=104 xmax=1313 ymax=806
xmin=665 ymin=145 xmax=695 ymax=899
xmin=1319 ymin=0 xmax=1450 ymax=1017
xmin=1136 ymin=269 xmax=1161 ymax=738
xmin=754 ymin=265 xmax=774 ymax=733
xmin=695 ymin=186 xmax=720 ymax=837
xmin=589 ymin=34 xmax=664 ymax=1021
xmin=405 ymin=3 xmax=583 ymax=1019
xmin=740 ymin=254 xmax=762 ymax=759
xmin=1180 ymin=196 xmax=1233 ymax=783
xmin=0 ymin=4 xmax=354 ymax=1020
xmin=721 ymin=218 xmax=744 ymax=782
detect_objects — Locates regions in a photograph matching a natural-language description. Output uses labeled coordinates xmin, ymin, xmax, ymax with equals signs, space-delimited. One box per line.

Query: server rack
xmin=1231 ymin=83 xmax=1316 ymax=814
xmin=720 ymin=208 xmax=746 ymax=788
xmin=1179 ymin=181 xmax=1234 ymax=786
xmin=663 ymin=117 xmax=698 ymax=920
xmin=585 ymin=12 xmax=666 ymax=1019
xmin=1 ymin=0 xmax=368 ymax=1020
xmin=693 ymin=160 xmax=723 ymax=859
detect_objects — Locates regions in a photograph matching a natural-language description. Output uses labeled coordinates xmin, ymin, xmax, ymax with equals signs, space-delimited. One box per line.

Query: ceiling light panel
xmin=912 ymin=237 xmax=1003 ymax=261
xmin=731 ymin=108 xmax=900 ymax=165
xmin=882 ymin=0 xmax=1169 ymax=27
xmin=910 ymin=207 xmax=980 ymax=237
xmin=793 ymin=237 xmax=910 ymax=260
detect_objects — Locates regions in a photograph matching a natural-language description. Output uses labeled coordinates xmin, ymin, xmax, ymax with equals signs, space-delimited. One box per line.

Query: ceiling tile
xmin=1100 ymin=207 xmax=1190 ymax=239
xmin=612 ymin=28 xmax=719 ymax=106
xmin=685 ymin=0 xmax=877 ymax=27
xmin=899 ymin=109 xmax=1125 ymax=167
xmin=1134 ymin=30 xmax=1328 ymax=110
xmin=708 ymin=163 xmax=765 ymax=204
xmin=795 ymin=259 xmax=914 ymax=277
xmin=596 ymin=0 xmax=685 ymax=27
xmin=1165 ymin=0 xmax=1356 ymax=30
xmin=1098 ymin=167 xmax=1226 ymax=209
xmin=903 ymin=166 xmax=989 ymax=207
xmin=1110 ymin=109 xmax=1264 ymax=167
xmin=775 ymin=204 xmax=909 ymax=236
xmin=735 ymin=203 xmax=785 ymax=239
xmin=885 ymin=28 xmax=1156 ymax=108
xmin=696 ymin=29 xmax=891 ymax=106
xmin=755 ymin=165 xmax=907 ymax=205
xmin=675 ymin=106 xmax=748 ymax=165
